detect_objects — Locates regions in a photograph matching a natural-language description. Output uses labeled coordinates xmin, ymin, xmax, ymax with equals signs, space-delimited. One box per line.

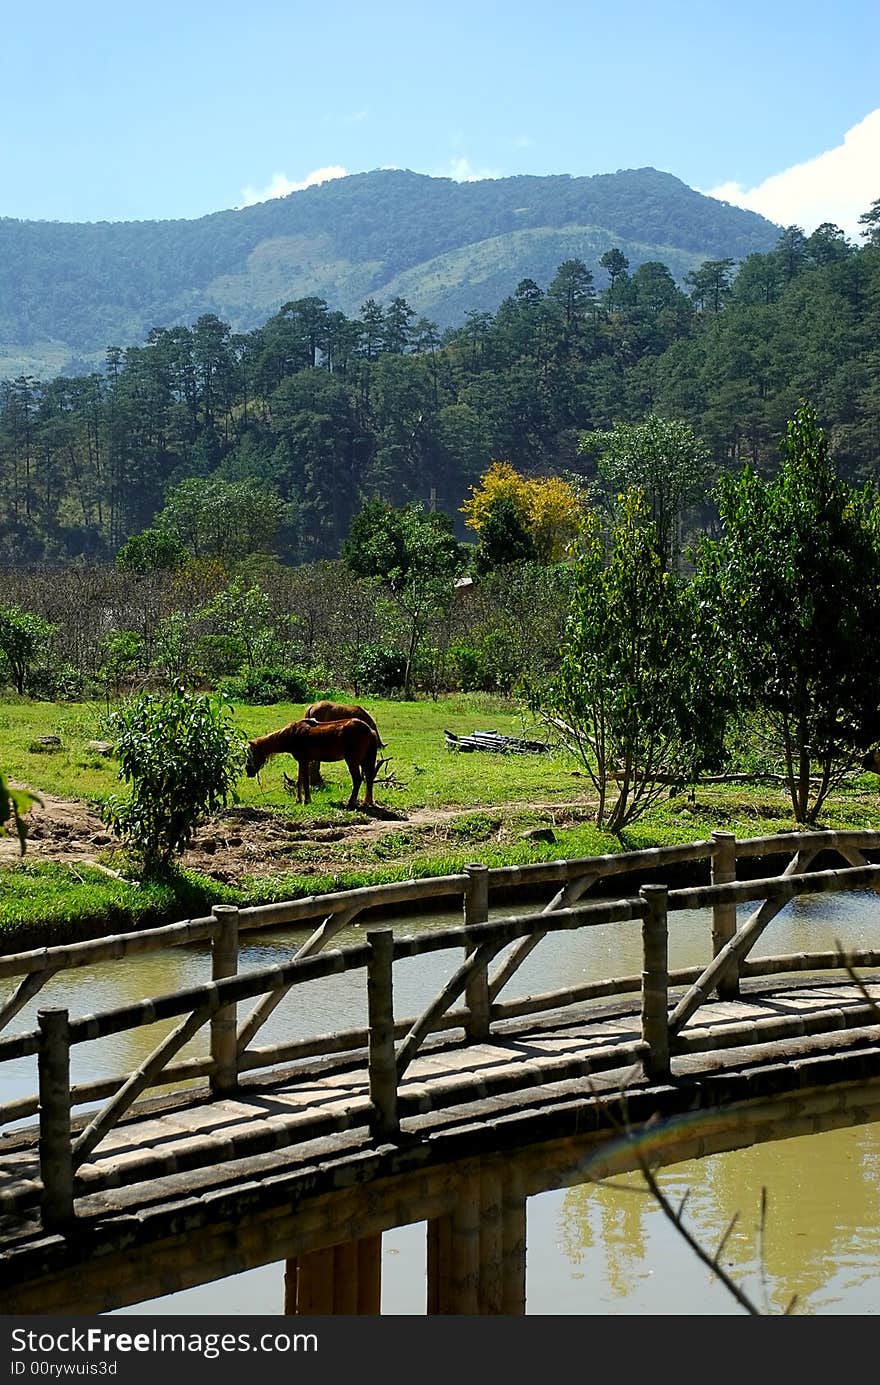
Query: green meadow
xmin=2 ymin=692 xmax=879 ymax=949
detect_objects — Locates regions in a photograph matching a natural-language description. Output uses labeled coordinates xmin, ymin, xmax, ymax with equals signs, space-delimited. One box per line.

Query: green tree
xmin=857 ymin=197 xmax=880 ymax=247
xmin=102 ymin=684 xmax=245 ymax=874
xmin=692 ymin=403 xmax=880 ymax=823
xmin=599 ymin=248 xmax=630 ymax=307
xmin=0 ymin=606 xmax=57 ymax=694
xmin=341 ymin=500 xmax=466 ymax=697
xmin=579 ymin=415 xmax=712 ymax=568
xmin=115 ymin=527 xmax=187 ymax=573
xmin=98 ymin=630 xmax=147 ymax=701
xmin=198 ymin=579 xmax=287 ymax=671
xmin=685 ymin=258 xmax=735 ymax=313
xmin=533 ymin=492 xmax=719 ymax=832
xmin=474 ymin=494 xmax=537 ymax=572
xmin=155 ymin=477 xmax=284 ymax=563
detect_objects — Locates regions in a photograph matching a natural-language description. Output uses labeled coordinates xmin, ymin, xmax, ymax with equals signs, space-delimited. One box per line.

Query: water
xmin=2 ymin=887 xmax=879 ymax=1316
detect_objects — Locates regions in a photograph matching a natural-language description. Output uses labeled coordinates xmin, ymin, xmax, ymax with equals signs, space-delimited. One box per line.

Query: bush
xmin=217 ymin=663 xmax=314 ymax=705
xmin=195 ymin=634 xmax=246 ymax=683
xmin=102 ymin=684 xmax=245 ymax=873
xmin=447 ymin=643 xmax=486 ymax=692
xmin=354 ymin=645 xmax=407 ymax=695
xmin=27 ymin=661 xmax=95 ymax=702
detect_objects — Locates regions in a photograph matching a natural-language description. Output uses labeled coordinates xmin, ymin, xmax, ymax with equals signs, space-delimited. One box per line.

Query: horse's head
xmin=244 ymin=742 xmax=259 ymax=777
xmin=861 ymin=748 xmax=880 ymax=774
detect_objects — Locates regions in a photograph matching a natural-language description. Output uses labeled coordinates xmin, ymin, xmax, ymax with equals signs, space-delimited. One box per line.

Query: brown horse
xmin=305 ymin=700 xmax=385 ymax=747
xmin=245 ymin=718 xmax=378 ymax=808
xmin=862 ymin=748 xmax=880 ymax=773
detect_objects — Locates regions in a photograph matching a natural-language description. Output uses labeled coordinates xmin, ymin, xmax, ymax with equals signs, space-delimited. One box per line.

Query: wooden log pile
xmin=444 ymin=728 xmax=551 ymax=755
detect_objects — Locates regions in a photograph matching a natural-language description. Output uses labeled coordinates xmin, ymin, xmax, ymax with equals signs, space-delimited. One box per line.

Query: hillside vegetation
xmin=0 ymin=167 xmax=779 ymax=378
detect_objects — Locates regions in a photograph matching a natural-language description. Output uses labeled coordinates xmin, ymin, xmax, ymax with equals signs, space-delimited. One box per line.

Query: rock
xmin=522 ymin=827 xmax=556 ymax=844
xmin=28 ymin=736 xmax=62 ymax=753
xmin=86 ymin=740 xmax=115 ymax=757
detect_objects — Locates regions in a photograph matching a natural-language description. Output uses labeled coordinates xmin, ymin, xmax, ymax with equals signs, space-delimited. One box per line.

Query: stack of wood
xmin=443 ymin=728 xmax=551 ymax=755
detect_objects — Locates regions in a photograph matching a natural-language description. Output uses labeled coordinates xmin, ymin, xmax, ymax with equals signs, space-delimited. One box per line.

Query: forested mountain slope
xmin=0 ymin=167 xmax=779 ymax=378
xmin=0 ymin=212 xmax=874 ymax=571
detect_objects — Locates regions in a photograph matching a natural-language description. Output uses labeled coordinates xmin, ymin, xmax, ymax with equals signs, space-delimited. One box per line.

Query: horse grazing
xmin=245 ymin=718 xmax=378 ymax=809
xmin=305 ymin=700 xmax=385 ymax=747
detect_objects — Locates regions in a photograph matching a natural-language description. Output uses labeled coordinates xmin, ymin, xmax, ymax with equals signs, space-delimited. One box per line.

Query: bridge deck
xmin=2 ymin=975 xmax=879 ymax=1247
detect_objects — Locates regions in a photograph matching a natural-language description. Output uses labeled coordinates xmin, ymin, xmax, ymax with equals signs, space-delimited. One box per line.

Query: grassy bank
xmin=2 ymin=692 xmax=879 ymax=951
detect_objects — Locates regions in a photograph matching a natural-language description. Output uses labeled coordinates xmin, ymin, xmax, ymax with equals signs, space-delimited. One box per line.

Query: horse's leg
xmin=309 ymin=758 xmax=324 ymax=788
xmin=344 ymin=754 xmax=362 ymax=809
xmin=297 ymin=757 xmax=311 ymax=805
xmin=363 ymin=742 xmax=377 ymax=807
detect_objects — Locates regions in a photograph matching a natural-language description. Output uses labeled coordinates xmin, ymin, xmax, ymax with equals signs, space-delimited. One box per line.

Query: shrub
xmin=354 ymin=645 xmax=407 ymax=695
xmin=447 ymin=643 xmax=486 ymax=692
xmin=102 ymin=684 xmax=245 ymax=874
xmin=195 ymin=633 xmax=246 ymax=683
xmin=27 ymin=661 xmax=95 ymax=702
xmin=217 ymin=663 xmax=314 ymax=705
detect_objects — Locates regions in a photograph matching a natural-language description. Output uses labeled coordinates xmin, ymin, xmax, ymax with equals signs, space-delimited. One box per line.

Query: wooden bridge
xmin=2 ymin=828 xmax=880 ymax=1314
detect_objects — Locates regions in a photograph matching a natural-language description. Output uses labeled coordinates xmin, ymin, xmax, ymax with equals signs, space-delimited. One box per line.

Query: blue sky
xmin=4 ymin=0 xmax=878 ymax=238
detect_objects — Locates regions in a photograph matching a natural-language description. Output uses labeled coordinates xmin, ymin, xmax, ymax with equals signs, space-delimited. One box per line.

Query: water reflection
xmin=540 ymin=1119 xmax=880 ymax=1314
xmin=3 ymin=888 xmax=879 ymax=1315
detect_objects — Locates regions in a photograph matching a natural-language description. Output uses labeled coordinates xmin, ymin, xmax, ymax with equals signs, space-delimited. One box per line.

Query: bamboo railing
xmin=2 ymin=828 xmax=880 ymax=1230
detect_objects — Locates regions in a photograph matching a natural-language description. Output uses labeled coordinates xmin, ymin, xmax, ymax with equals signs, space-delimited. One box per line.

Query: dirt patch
xmin=0 ymin=788 xmax=599 ymax=885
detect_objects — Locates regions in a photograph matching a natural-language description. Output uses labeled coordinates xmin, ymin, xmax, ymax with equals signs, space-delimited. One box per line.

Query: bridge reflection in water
xmin=1 ymin=830 xmax=880 ymax=1314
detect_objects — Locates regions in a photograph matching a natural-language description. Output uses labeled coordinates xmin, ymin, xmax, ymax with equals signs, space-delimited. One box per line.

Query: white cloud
xmin=703 ymin=109 xmax=880 ymax=241
xmin=440 ymin=156 xmax=503 ymax=183
xmin=238 ymin=165 xmax=348 ymax=207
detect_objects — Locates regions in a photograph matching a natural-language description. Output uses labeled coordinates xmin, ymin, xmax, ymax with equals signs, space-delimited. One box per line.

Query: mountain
xmin=0 ymin=167 xmax=781 ymax=379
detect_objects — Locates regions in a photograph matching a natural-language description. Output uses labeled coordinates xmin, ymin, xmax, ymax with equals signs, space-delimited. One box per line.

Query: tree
xmin=692 ymin=403 xmax=880 ymax=823
xmin=0 ymin=606 xmax=57 ymax=694
xmin=102 ymin=684 xmax=245 ymax=874
xmin=461 ymin=461 xmax=580 ymax=564
xmin=115 ymin=527 xmax=187 ymax=573
xmin=532 ymin=491 xmax=720 ymax=833
xmin=685 ymin=258 xmax=735 ymax=313
xmin=806 ymin=223 xmax=853 ymax=266
xmin=579 ymin=416 xmax=712 ymax=569
xmin=774 ymin=226 xmax=808 ymax=281
xmin=341 ymin=500 xmax=466 ymax=698
xmin=155 ymin=477 xmax=284 ymax=563
xmin=599 ymin=248 xmax=630 ymax=307
xmin=198 ymin=579 xmax=287 ymax=671
xmin=548 ymin=258 xmax=596 ymax=327
xmin=473 ymin=494 xmax=536 ymax=572
xmin=857 ymin=197 xmax=880 ymax=247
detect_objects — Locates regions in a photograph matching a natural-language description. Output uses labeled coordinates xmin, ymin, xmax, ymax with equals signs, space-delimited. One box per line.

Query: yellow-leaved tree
xmin=461 ymin=461 xmax=581 ymax=565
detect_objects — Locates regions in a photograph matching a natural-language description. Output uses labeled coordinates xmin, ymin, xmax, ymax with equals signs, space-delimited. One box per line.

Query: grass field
xmin=0 ymin=692 xmax=574 ymax=811
xmin=2 ymin=691 xmax=879 ymax=947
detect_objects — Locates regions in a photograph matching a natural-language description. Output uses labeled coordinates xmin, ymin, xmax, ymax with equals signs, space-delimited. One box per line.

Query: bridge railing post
xmin=711 ymin=830 xmax=740 ymax=1000
xmin=37 ymin=1006 xmax=75 ymax=1231
xmin=210 ymin=904 xmax=240 ymax=1094
xmin=464 ymin=863 xmax=490 ymax=1041
xmin=367 ymin=928 xmax=399 ymax=1140
xmin=640 ymin=885 xmax=670 ymax=1082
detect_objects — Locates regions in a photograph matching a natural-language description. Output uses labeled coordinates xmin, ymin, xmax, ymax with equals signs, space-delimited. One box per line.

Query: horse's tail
xmin=364 ymin=727 xmax=379 ymax=778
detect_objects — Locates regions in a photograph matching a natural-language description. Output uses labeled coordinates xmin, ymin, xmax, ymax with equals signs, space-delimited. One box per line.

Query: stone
xmin=522 ymin=827 xmax=556 ymax=844
xmin=28 ymin=736 xmax=62 ymax=753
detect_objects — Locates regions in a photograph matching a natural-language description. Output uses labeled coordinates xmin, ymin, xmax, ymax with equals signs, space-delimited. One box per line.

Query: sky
xmin=3 ymin=1 xmax=878 ymax=240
